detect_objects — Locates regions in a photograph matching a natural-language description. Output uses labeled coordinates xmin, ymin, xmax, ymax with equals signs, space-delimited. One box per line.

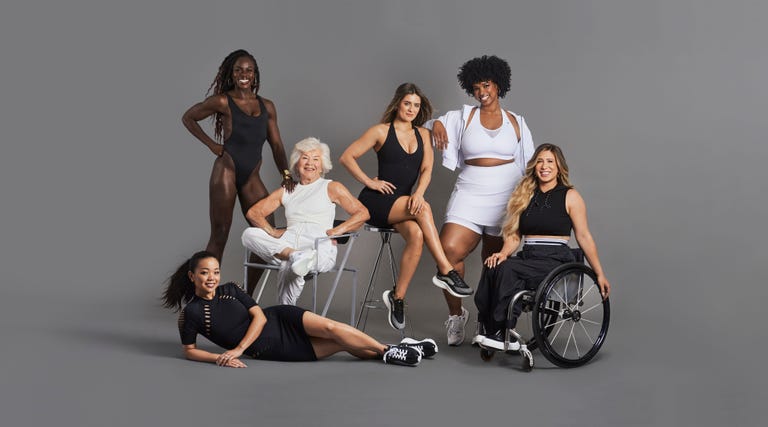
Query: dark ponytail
xmin=161 ymin=251 xmax=219 ymax=311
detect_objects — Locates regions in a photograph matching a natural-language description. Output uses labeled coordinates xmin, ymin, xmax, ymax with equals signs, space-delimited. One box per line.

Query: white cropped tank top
xmin=460 ymin=110 xmax=520 ymax=161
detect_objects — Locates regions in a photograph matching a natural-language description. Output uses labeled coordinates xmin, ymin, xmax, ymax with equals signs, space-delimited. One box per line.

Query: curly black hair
xmin=205 ymin=49 xmax=260 ymax=141
xmin=457 ymin=55 xmax=511 ymax=98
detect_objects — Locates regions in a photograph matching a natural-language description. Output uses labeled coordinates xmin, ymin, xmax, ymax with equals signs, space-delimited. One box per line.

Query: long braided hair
xmin=205 ymin=49 xmax=260 ymax=142
xmin=501 ymin=144 xmax=572 ymax=239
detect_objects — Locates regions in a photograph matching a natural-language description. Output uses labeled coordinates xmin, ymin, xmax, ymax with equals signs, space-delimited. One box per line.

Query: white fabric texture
xmin=241 ymin=179 xmax=338 ymax=305
xmin=425 ymin=105 xmax=536 ymax=230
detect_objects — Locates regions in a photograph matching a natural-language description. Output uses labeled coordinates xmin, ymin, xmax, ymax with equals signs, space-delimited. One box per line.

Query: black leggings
xmin=475 ymin=244 xmax=575 ymax=333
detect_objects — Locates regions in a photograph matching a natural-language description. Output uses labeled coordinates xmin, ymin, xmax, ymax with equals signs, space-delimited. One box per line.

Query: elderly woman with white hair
xmin=241 ymin=137 xmax=370 ymax=305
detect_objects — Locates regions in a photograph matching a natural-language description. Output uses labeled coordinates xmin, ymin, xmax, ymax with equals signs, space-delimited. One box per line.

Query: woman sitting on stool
xmin=474 ymin=144 xmax=612 ymax=350
xmin=162 ymin=251 xmax=437 ymax=367
xmin=340 ymin=83 xmax=472 ymax=332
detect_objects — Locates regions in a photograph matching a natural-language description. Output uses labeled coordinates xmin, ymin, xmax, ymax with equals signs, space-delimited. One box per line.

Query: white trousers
xmin=241 ymin=226 xmax=337 ymax=305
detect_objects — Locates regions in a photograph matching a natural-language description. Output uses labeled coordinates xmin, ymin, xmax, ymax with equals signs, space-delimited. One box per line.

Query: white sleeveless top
xmin=282 ymin=178 xmax=335 ymax=230
xmin=460 ymin=110 xmax=519 ymax=161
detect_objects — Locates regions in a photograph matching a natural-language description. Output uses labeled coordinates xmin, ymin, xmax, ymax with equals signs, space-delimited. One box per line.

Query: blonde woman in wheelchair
xmin=241 ymin=137 xmax=369 ymax=305
xmin=475 ymin=143 xmax=611 ymax=354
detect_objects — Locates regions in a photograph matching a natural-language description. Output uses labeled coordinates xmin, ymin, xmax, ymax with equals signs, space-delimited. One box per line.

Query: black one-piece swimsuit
xmin=358 ymin=123 xmax=424 ymax=227
xmin=224 ymin=94 xmax=268 ymax=190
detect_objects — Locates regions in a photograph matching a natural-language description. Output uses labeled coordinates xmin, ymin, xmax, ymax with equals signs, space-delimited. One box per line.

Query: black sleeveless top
xmin=224 ymin=95 xmax=268 ymax=190
xmin=519 ymin=184 xmax=573 ymax=236
xmin=357 ymin=123 xmax=424 ymax=227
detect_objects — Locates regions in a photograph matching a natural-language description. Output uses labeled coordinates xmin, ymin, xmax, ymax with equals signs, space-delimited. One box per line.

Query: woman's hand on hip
xmin=208 ymin=143 xmax=225 ymax=157
xmin=367 ymin=177 xmax=396 ymax=195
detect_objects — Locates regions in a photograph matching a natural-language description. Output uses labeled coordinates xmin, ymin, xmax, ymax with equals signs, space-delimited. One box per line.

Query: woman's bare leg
xmin=390 ymin=220 xmax=423 ymax=299
xmin=206 ymin=154 xmax=238 ymax=260
xmin=439 ymin=223 xmax=481 ymax=315
xmin=387 ymin=197 xmax=454 ymax=274
xmin=303 ymin=312 xmax=386 ymax=359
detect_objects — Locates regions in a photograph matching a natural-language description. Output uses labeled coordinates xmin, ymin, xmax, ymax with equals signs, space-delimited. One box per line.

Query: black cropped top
xmin=518 ymin=184 xmax=573 ymax=236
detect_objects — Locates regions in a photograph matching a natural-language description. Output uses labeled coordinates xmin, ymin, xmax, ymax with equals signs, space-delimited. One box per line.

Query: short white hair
xmin=290 ymin=137 xmax=333 ymax=176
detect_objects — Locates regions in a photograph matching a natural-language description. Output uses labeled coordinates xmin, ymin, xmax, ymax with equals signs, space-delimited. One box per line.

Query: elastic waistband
xmin=524 ymin=237 xmax=569 ymax=246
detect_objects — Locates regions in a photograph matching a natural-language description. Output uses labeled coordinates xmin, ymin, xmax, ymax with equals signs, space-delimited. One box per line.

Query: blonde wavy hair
xmin=501 ymin=144 xmax=573 ymax=239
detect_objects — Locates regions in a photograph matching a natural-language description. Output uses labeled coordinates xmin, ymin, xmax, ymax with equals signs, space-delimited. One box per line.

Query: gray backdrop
xmin=1 ymin=0 xmax=766 ymax=426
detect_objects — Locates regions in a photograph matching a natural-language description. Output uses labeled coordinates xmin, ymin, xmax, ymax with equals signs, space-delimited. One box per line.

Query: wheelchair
xmin=477 ymin=248 xmax=610 ymax=371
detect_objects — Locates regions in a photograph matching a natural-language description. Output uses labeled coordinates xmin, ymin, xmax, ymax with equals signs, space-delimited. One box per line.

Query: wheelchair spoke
xmin=578 ymin=320 xmax=596 ymax=345
xmin=580 ymin=318 xmax=601 ymax=326
xmin=548 ymin=316 xmax=567 ymax=344
xmin=569 ymin=322 xmax=581 ymax=358
xmin=544 ymin=317 xmax=567 ymax=330
xmin=579 ymin=301 xmax=603 ymax=316
xmin=550 ymin=287 xmax=567 ymax=305
xmin=576 ymin=283 xmax=598 ymax=306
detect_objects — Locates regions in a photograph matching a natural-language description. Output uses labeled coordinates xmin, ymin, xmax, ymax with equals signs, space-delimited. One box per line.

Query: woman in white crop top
xmin=425 ymin=55 xmax=535 ymax=346
xmin=241 ymin=137 xmax=369 ymax=305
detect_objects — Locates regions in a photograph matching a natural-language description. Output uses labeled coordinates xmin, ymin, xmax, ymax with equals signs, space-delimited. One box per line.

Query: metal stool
xmin=356 ymin=224 xmax=400 ymax=332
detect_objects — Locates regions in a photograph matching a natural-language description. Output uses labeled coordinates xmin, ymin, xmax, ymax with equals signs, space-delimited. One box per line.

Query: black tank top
xmin=376 ymin=123 xmax=424 ymax=196
xmin=519 ymin=184 xmax=572 ymax=236
xmin=224 ymin=94 xmax=268 ymax=189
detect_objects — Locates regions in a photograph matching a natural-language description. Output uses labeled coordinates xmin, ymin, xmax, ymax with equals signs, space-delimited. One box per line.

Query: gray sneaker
xmin=383 ymin=290 xmax=405 ymax=330
xmin=444 ymin=306 xmax=469 ymax=346
xmin=432 ymin=270 xmax=473 ymax=297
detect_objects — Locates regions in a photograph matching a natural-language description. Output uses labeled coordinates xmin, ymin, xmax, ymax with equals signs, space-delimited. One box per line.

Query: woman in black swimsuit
xmin=162 ymin=251 xmax=436 ymax=367
xmin=340 ymin=83 xmax=472 ymax=331
xmin=181 ymin=50 xmax=294 ymax=294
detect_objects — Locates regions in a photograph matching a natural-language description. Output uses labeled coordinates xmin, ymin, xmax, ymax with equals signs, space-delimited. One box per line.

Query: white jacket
xmin=425 ymin=105 xmax=535 ymax=173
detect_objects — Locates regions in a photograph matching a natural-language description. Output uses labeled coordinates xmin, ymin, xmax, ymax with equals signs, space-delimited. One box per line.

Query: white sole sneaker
xmin=290 ymin=250 xmax=317 ymax=276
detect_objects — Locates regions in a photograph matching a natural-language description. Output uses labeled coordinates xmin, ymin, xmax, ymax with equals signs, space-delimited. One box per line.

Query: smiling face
xmin=535 ymin=150 xmax=560 ymax=189
xmin=296 ymin=149 xmax=323 ymax=184
xmin=232 ymin=56 xmax=257 ymax=91
xmin=472 ymin=80 xmax=499 ymax=107
xmin=396 ymin=94 xmax=421 ymax=123
xmin=187 ymin=257 xmax=220 ymax=298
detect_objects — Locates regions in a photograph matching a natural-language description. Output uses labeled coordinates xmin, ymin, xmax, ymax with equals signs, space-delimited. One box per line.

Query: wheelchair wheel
xmin=532 ymin=263 xmax=610 ymax=368
xmin=480 ymin=348 xmax=495 ymax=362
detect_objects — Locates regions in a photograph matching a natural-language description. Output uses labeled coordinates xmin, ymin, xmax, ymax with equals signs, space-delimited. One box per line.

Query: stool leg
xmin=356 ymin=234 xmax=388 ymax=330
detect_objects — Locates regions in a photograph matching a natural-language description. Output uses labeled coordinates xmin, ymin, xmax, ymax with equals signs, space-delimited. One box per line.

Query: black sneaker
xmin=399 ymin=338 xmax=438 ymax=359
xmin=383 ymin=345 xmax=421 ymax=367
xmin=432 ymin=270 xmax=474 ymax=297
xmin=383 ymin=290 xmax=405 ymax=330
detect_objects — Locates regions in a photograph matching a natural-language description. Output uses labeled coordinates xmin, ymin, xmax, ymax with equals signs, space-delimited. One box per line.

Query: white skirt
xmin=445 ymin=162 xmax=524 ymax=227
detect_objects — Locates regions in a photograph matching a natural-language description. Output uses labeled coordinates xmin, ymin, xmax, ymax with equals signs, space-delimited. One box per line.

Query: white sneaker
xmin=444 ymin=306 xmax=469 ymax=346
xmin=289 ymin=250 xmax=317 ymax=276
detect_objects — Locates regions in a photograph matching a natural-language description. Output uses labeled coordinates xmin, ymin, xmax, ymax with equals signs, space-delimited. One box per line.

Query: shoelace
xmin=386 ymin=347 xmax=410 ymax=361
xmin=448 ymin=271 xmax=468 ymax=289
xmin=444 ymin=316 xmax=463 ymax=334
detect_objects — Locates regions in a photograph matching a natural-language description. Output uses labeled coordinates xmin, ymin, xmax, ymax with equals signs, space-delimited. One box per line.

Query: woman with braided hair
xmin=182 ymin=49 xmax=294 ymax=294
